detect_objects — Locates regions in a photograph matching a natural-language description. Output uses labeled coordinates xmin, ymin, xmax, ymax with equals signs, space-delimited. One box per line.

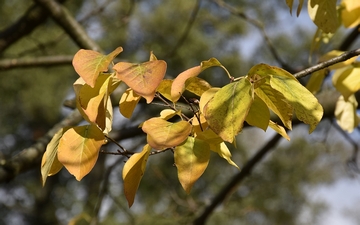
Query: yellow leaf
xmin=72 ymin=47 xmax=123 ymax=88
xmin=192 ymin=113 xmax=208 ymax=134
xmin=119 ymin=88 xmax=141 ymax=118
xmin=308 ymin=0 xmax=339 ymax=33
xmin=156 ymin=79 xmax=173 ymax=101
xmin=286 ymin=0 xmax=305 ymax=16
xmin=159 ymin=109 xmax=180 ymax=121
xmin=171 ymin=58 xmax=224 ymax=102
xmin=341 ymin=0 xmax=360 ymax=28
xmin=268 ymin=121 xmax=290 ymax=140
xmin=41 ymin=127 xmax=69 ymax=186
xmin=114 ymin=60 xmax=167 ymax=103
xmin=270 ymin=74 xmax=323 ymax=133
xmin=58 ymin=124 xmax=105 ymax=181
xmin=204 ymin=78 xmax=253 ymax=143
xmin=142 ymin=118 xmax=191 ymax=150
xmin=174 ymin=137 xmax=210 ymax=193
xmin=211 ymin=142 xmax=239 ymax=169
xmin=320 ymin=50 xmax=358 ymax=70
xmin=335 ymin=95 xmax=359 ymax=132
xmin=103 ymin=97 xmax=113 ymax=135
xmin=123 ymin=144 xmax=151 ymax=207
xmin=199 ymin=87 xmax=220 ymax=113
xmin=254 ymin=81 xmax=293 ymax=130
xmin=245 ymin=95 xmax=270 ymax=131
xmin=332 ymin=66 xmax=360 ymax=100
xmin=306 ymin=69 xmax=327 ymax=94
xmin=185 ymin=77 xmax=212 ymax=97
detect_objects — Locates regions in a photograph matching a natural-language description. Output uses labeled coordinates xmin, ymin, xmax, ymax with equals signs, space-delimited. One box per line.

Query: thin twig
xmin=294 ymin=48 xmax=360 ymax=79
xmin=193 ymin=133 xmax=282 ymax=225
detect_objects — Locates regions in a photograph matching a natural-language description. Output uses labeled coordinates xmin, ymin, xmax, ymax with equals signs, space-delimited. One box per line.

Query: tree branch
xmin=0 ymin=1 xmax=65 ymax=54
xmin=34 ymin=0 xmax=102 ymax=51
xmin=193 ymin=133 xmax=282 ymax=225
xmin=0 ymin=110 xmax=83 ymax=183
xmin=0 ymin=55 xmax=73 ymax=70
xmin=294 ymin=48 xmax=360 ymax=79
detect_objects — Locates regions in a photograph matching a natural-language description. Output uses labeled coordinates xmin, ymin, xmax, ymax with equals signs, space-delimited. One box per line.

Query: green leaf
xmin=123 ymin=144 xmax=151 ymax=207
xmin=58 ymin=124 xmax=106 ymax=181
xmin=41 ymin=127 xmax=69 ymax=186
xmin=334 ymin=95 xmax=359 ymax=133
xmin=72 ymin=47 xmax=123 ymax=88
xmin=142 ymin=118 xmax=192 ymax=150
xmin=204 ymin=78 xmax=253 ymax=143
xmin=114 ymin=60 xmax=167 ymax=103
xmin=174 ymin=137 xmax=210 ymax=193
xmin=308 ymin=0 xmax=339 ymax=33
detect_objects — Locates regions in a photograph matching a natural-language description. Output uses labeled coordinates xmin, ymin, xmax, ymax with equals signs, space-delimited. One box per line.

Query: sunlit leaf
xmin=191 ymin=113 xmax=208 ymax=134
xmin=341 ymin=0 xmax=360 ymax=28
xmin=171 ymin=58 xmax=224 ymax=102
xmin=199 ymin=87 xmax=220 ymax=113
xmin=102 ymin=98 xmax=113 ymax=135
xmin=159 ymin=109 xmax=181 ymax=121
xmin=119 ymin=88 xmax=141 ymax=118
xmin=73 ymin=47 xmax=123 ymax=87
xmin=308 ymin=0 xmax=339 ymax=33
xmin=332 ymin=66 xmax=360 ymax=101
xmin=142 ymin=118 xmax=191 ymax=150
xmin=306 ymin=69 xmax=327 ymax=94
xmin=245 ymin=95 xmax=270 ymax=131
xmin=58 ymin=124 xmax=106 ymax=181
xmin=174 ymin=137 xmax=210 ymax=193
xmin=185 ymin=77 xmax=212 ymax=97
xmin=268 ymin=121 xmax=290 ymax=140
xmin=204 ymin=78 xmax=253 ymax=143
xmin=123 ymin=144 xmax=151 ymax=207
xmin=248 ymin=64 xmax=293 ymax=129
xmin=41 ymin=127 xmax=69 ymax=186
xmin=335 ymin=95 xmax=359 ymax=132
xmin=270 ymin=74 xmax=323 ymax=133
xmin=114 ymin=60 xmax=167 ymax=103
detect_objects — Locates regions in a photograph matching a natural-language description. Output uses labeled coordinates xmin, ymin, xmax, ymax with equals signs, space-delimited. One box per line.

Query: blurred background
xmin=1 ymin=0 xmax=360 ymax=224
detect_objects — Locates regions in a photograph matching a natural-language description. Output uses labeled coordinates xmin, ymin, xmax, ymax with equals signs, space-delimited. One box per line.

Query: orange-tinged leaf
xmin=41 ymin=127 xmax=69 ymax=186
xmin=142 ymin=118 xmax=191 ymax=150
xmin=73 ymin=47 xmax=123 ymax=87
xmin=204 ymin=78 xmax=253 ymax=143
xmin=245 ymin=95 xmax=270 ymax=131
xmin=332 ymin=66 xmax=360 ymax=101
xmin=114 ymin=60 xmax=167 ymax=103
xmin=171 ymin=58 xmax=224 ymax=102
xmin=119 ymin=88 xmax=141 ymax=118
xmin=341 ymin=0 xmax=360 ymax=28
xmin=308 ymin=0 xmax=339 ymax=33
xmin=335 ymin=95 xmax=359 ymax=132
xmin=58 ymin=124 xmax=105 ymax=181
xmin=174 ymin=137 xmax=210 ymax=193
xmin=123 ymin=144 xmax=151 ymax=207
xmin=269 ymin=121 xmax=290 ymax=140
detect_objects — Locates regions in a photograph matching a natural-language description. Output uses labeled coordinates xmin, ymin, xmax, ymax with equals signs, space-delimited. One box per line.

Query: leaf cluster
xmin=41 ymin=46 xmax=323 ymax=207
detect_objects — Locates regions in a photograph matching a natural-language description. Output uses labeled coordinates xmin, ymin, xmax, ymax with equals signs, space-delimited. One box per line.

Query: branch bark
xmin=0 ymin=55 xmax=73 ymax=70
xmin=34 ymin=0 xmax=102 ymax=52
xmin=294 ymin=48 xmax=360 ymax=79
xmin=193 ymin=133 xmax=282 ymax=225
